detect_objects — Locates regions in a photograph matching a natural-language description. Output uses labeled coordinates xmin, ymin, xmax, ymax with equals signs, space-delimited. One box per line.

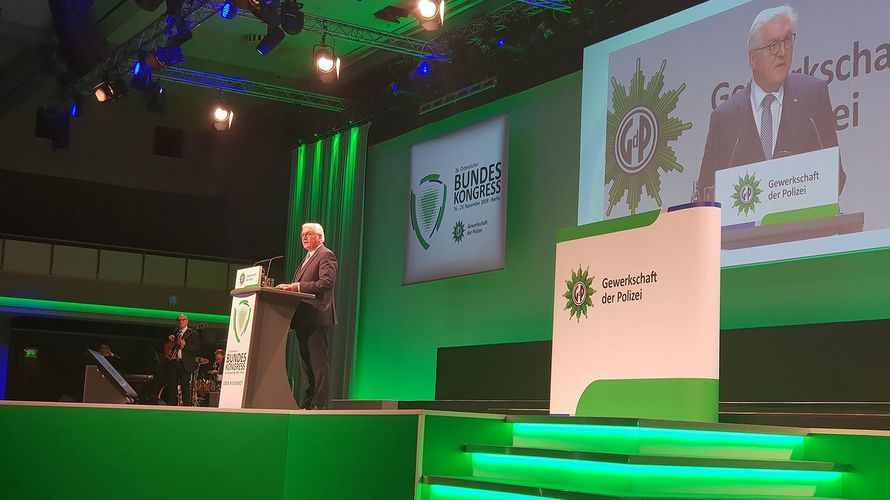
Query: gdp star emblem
xmin=606 ymin=58 xmax=692 ymax=216
xmin=564 ymin=266 xmax=595 ymax=322
xmin=452 ymin=219 xmax=465 ymax=243
xmin=731 ymin=172 xmax=762 ymax=216
xmin=410 ymin=174 xmax=448 ymax=250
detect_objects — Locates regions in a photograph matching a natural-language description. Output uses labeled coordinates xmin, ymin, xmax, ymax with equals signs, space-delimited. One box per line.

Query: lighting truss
xmin=217 ymin=2 xmax=450 ymax=60
xmin=419 ymin=76 xmax=497 ymax=115
xmin=154 ymin=67 xmax=348 ymax=112
xmin=516 ymin=0 xmax=570 ymax=12
xmin=64 ymin=0 xmax=219 ymax=100
xmin=451 ymin=0 xmax=559 ymax=41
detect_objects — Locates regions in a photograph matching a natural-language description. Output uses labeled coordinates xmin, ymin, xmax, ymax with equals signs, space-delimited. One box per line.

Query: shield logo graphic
xmin=232 ymin=299 xmax=251 ymax=343
xmin=410 ymin=174 xmax=448 ymax=250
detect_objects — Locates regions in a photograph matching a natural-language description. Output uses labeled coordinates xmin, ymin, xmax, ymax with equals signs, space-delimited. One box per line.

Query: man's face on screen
xmin=749 ymin=16 xmax=794 ymax=92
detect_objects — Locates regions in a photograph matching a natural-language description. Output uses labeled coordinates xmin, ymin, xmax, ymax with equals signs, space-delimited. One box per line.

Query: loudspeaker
xmin=35 ymin=106 xmax=70 ymax=150
xmin=83 ymin=365 xmax=129 ymax=404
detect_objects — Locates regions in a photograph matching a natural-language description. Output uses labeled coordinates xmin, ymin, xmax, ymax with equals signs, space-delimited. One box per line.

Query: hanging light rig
xmin=313 ymin=34 xmax=341 ymax=84
xmin=212 ymin=91 xmax=235 ymax=131
xmin=415 ymin=0 xmax=445 ymax=31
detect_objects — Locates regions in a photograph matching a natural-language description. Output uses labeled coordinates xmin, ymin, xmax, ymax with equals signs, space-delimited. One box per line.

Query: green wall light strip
xmin=287 ymin=145 xmax=308 ymax=276
xmin=512 ymin=423 xmax=805 ymax=448
xmin=429 ymin=484 xmax=556 ymax=500
xmin=325 ymin=132 xmax=341 ymax=233
xmin=0 ymin=296 xmax=229 ymax=324
xmin=311 ymin=139 xmax=324 ymax=223
xmin=341 ymin=127 xmax=359 ymax=248
xmin=472 ymin=453 xmax=842 ymax=483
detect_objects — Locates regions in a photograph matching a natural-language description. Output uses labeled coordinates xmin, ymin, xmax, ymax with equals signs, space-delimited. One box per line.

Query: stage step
xmin=462 ymin=443 xmax=847 ymax=498
xmin=423 ymin=475 xmax=849 ymax=500
xmin=508 ymin=416 xmax=810 ymax=461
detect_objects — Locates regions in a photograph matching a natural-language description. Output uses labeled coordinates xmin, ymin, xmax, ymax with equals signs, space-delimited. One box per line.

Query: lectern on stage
xmin=219 ymin=266 xmax=314 ymax=410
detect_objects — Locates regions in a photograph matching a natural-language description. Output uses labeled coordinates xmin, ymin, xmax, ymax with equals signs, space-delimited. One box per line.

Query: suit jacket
xmin=698 ymin=73 xmax=846 ymax=193
xmin=290 ymin=244 xmax=338 ymax=329
xmin=176 ymin=327 xmax=202 ymax=372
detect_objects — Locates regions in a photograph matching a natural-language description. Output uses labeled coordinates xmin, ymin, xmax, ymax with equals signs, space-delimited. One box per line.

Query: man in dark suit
xmin=698 ymin=5 xmax=846 ymax=197
xmin=163 ymin=313 xmax=201 ymax=406
xmin=276 ymin=222 xmax=338 ymax=410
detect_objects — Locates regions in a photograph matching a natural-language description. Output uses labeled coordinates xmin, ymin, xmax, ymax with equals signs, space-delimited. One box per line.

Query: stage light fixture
xmin=131 ymin=51 xmax=155 ymax=90
xmin=69 ymin=94 xmax=85 ymax=118
xmin=151 ymin=45 xmax=185 ymax=68
xmin=212 ymin=92 xmax=235 ymax=131
xmin=35 ymin=106 xmax=70 ymax=150
xmin=313 ymin=36 xmax=340 ymax=83
xmin=279 ymin=1 xmax=304 ymax=35
xmin=416 ymin=61 xmax=431 ymax=76
xmin=414 ymin=0 xmax=444 ymax=31
xmin=93 ymin=84 xmax=109 ymax=103
xmin=93 ymin=78 xmax=128 ymax=103
xmin=257 ymin=25 xmax=286 ymax=55
xmin=220 ymin=0 xmax=237 ymax=19
xmin=498 ymin=37 xmax=506 ymax=48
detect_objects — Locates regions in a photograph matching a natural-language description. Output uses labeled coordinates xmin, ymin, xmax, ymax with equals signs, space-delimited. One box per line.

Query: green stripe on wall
xmin=557 ymin=210 xmax=660 ymax=243
xmin=0 ymin=296 xmax=229 ymax=324
xmin=761 ymin=203 xmax=839 ymax=226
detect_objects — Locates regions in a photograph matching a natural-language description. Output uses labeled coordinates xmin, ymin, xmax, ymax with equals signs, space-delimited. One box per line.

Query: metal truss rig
xmin=64 ymin=0 xmax=219 ymax=100
xmin=219 ymin=1 xmax=450 ymax=60
xmin=155 ymin=67 xmax=347 ymax=112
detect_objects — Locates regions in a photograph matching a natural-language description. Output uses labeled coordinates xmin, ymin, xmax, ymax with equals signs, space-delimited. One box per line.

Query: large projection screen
xmin=580 ymin=0 xmax=890 ymax=266
xmin=403 ymin=115 xmax=509 ymax=284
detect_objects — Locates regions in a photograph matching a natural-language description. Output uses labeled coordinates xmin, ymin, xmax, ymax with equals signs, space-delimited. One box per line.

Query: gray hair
xmin=748 ymin=5 xmax=798 ymax=51
xmin=302 ymin=222 xmax=325 ymax=242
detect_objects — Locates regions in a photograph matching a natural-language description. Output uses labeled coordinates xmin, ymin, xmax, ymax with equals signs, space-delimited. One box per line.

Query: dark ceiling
xmin=0 ymin=0 xmax=706 ymax=145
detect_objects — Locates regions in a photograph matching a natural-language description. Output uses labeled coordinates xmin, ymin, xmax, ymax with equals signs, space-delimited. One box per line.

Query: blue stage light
xmin=154 ymin=45 xmax=184 ymax=67
xmin=220 ymin=0 xmax=237 ymax=19
xmin=390 ymin=82 xmax=399 ymax=93
xmin=69 ymin=103 xmax=79 ymax=118
xmin=497 ymin=37 xmax=506 ymax=47
xmin=256 ymin=26 xmax=285 ymax=56
xmin=133 ymin=60 xmax=143 ymax=76
xmin=416 ymin=61 xmax=430 ymax=76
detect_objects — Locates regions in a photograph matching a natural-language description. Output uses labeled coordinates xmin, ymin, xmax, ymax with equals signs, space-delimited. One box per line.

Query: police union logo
xmin=615 ymin=106 xmax=659 ymax=174
xmin=731 ymin=172 xmax=762 ymax=215
xmin=410 ymin=174 xmax=448 ymax=250
xmin=232 ymin=299 xmax=251 ymax=343
xmin=563 ymin=266 xmax=595 ymax=322
xmin=605 ymin=58 xmax=692 ymax=216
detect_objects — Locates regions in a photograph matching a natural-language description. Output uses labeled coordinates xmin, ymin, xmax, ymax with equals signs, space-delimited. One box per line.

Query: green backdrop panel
xmin=354 ymin=72 xmax=584 ymax=401
xmin=282 ymin=413 xmax=420 ymax=500
xmin=721 ymin=247 xmax=890 ymax=329
xmin=0 ymin=405 xmax=289 ymax=499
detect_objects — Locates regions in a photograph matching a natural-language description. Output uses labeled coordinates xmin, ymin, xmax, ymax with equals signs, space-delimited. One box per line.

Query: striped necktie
xmin=760 ymin=93 xmax=776 ymax=160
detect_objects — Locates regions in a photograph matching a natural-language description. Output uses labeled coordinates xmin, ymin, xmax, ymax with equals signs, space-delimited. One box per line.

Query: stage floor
xmin=3 ymin=401 xmax=890 ymax=500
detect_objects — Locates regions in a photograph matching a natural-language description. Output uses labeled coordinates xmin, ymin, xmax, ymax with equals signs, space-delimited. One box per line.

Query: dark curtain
xmin=284 ymin=124 xmax=369 ymax=403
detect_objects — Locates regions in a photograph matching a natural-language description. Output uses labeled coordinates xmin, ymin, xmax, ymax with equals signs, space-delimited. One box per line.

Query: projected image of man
xmin=697 ymin=5 xmax=846 ymax=196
